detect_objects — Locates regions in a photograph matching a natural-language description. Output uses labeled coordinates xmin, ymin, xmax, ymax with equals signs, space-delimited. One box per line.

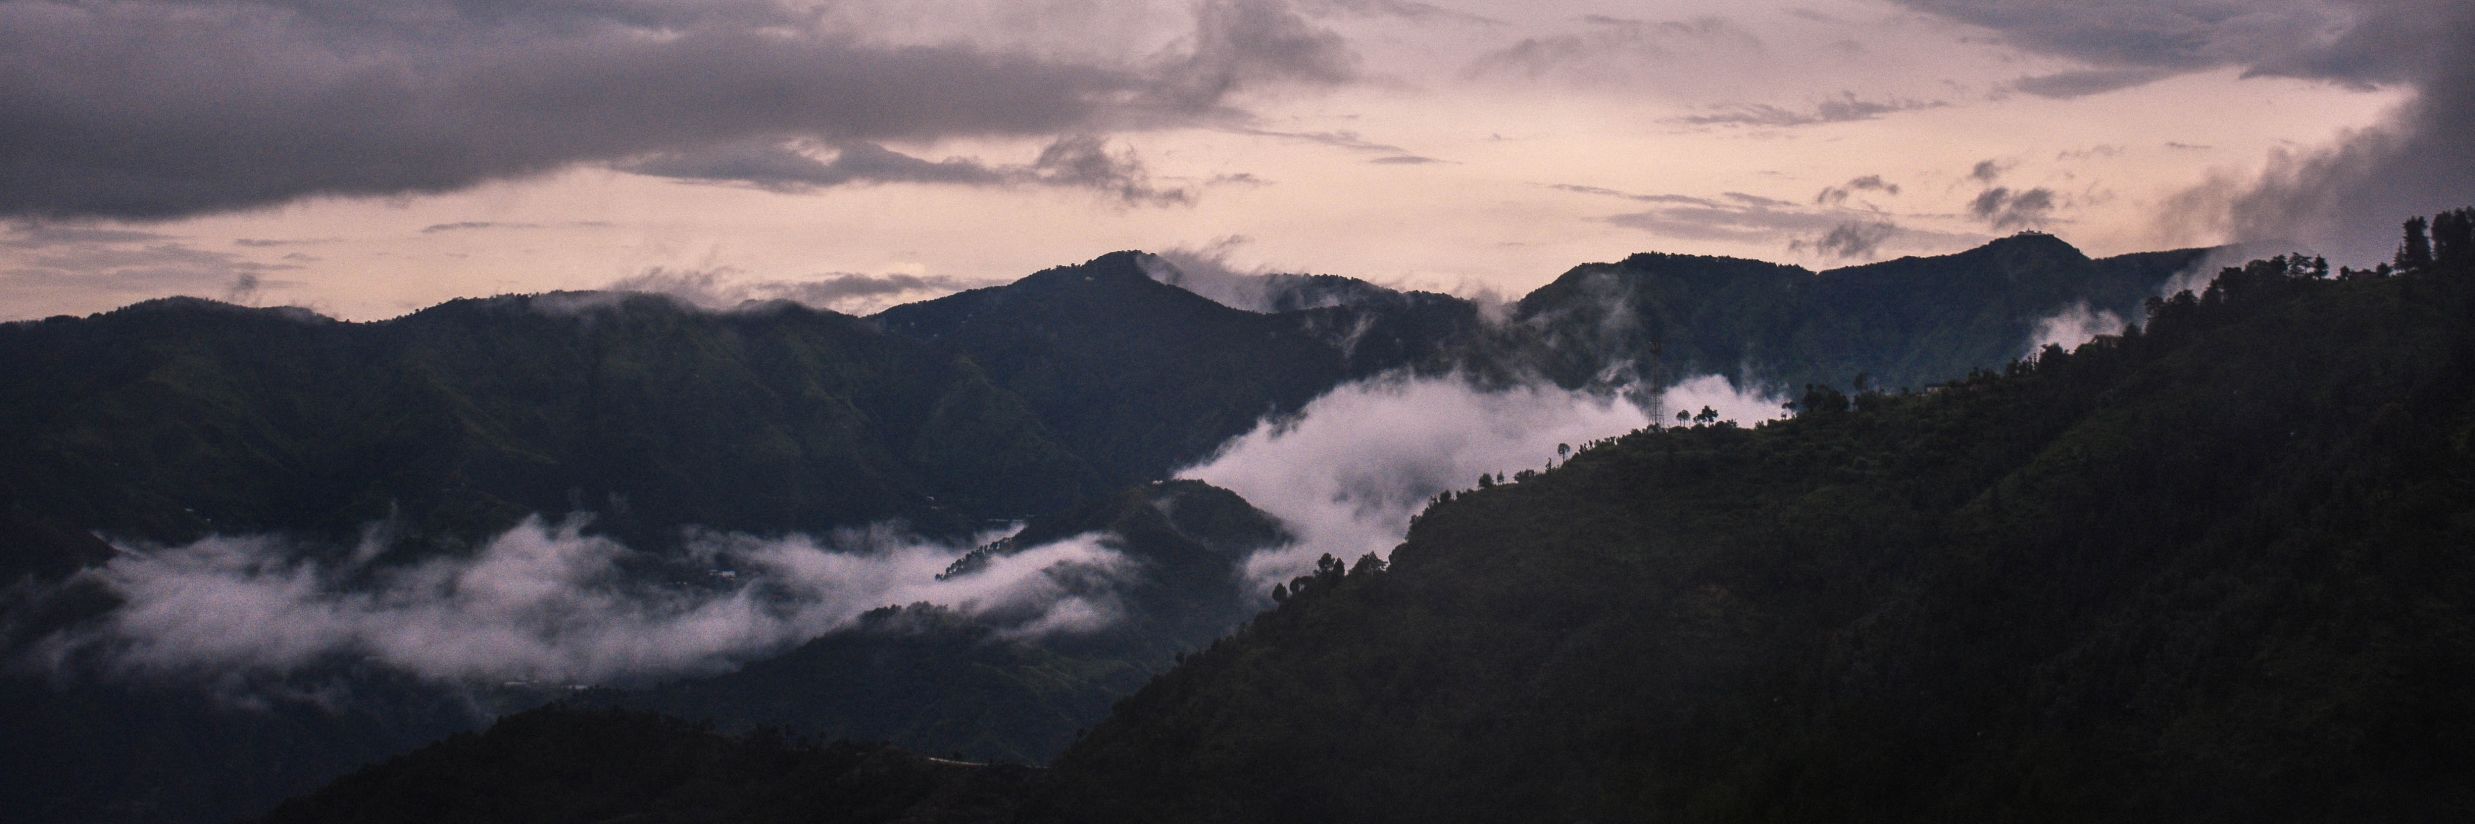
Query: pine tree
xmin=2431 ymin=208 xmax=2473 ymax=268
xmin=2398 ymin=215 xmax=2435 ymax=270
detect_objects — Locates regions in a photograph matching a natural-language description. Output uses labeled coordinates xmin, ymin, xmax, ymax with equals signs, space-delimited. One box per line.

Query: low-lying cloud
xmin=1179 ymin=374 xmax=1665 ymax=588
xmin=605 ymin=267 xmax=990 ymax=315
xmin=30 ymin=517 xmax=1129 ymax=686
xmin=2024 ymin=300 xmax=2126 ymax=358
xmin=1656 ymin=374 xmax=1790 ymax=426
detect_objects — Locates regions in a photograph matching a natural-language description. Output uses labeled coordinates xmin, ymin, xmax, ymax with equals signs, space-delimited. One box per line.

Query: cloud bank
xmin=1895 ymin=0 xmax=2475 ymax=263
xmin=31 ymin=517 xmax=1129 ymax=685
xmin=0 ymin=0 xmax=1355 ymax=219
xmin=1178 ymin=374 xmax=1668 ymax=588
xmin=607 ymin=267 xmax=990 ymax=315
xmin=621 ymin=136 xmax=1192 ymax=206
xmin=2024 ymin=301 xmax=2126 ymax=358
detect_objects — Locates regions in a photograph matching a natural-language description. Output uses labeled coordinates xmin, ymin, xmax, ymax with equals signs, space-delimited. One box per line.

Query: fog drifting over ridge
xmin=1179 ymin=372 xmax=1785 ymax=588
xmin=28 ymin=517 xmax=1127 ymax=686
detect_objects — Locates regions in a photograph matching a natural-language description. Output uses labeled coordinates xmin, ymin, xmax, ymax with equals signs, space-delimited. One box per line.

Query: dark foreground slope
xmin=1039 ymin=253 xmax=2475 ymax=822
xmin=256 ymin=708 xmax=1035 ymax=824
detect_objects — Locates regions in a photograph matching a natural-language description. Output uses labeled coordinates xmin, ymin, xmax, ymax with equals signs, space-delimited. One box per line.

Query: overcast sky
xmin=2 ymin=0 xmax=2465 ymax=320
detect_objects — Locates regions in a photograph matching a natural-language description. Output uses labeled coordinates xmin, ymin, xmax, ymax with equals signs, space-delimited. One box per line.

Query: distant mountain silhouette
xmin=215 ymin=224 xmax=2475 ymax=824
xmin=2 ymin=232 xmax=2229 ymax=824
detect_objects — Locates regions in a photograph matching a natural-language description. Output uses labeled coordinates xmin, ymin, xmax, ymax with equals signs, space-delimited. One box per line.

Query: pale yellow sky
xmin=0 ymin=0 xmax=2417 ymax=320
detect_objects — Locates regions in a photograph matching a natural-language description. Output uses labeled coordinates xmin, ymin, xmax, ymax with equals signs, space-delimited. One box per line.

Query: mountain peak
xmin=1971 ymin=231 xmax=2088 ymax=263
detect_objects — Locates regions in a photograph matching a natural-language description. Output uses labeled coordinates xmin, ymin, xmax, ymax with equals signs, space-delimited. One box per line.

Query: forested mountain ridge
xmin=1 ymin=234 xmax=2192 ymax=576
xmin=873 ymin=252 xmax=1366 ymax=487
xmin=0 ymin=293 xmax=1096 ymax=574
xmin=233 ymin=213 xmax=2475 ymax=824
xmin=1512 ymin=233 xmax=2210 ymax=391
xmin=0 ymin=230 xmax=2238 ymax=824
xmin=1036 ymin=238 xmax=2475 ymax=822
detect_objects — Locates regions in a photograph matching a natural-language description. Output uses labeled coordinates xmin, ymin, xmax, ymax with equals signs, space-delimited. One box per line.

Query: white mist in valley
xmin=1179 ymin=373 xmax=1786 ymax=590
xmin=32 ymin=517 xmax=1128 ymax=686
xmin=2023 ymin=301 xmax=2127 ymax=359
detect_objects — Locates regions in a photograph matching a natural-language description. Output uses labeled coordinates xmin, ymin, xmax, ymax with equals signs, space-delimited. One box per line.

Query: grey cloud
xmin=2013 ymin=67 xmax=2176 ymax=98
xmin=1369 ymin=154 xmax=1443 ymax=165
xmin=32 ymin=517 xmax=1135 ymax=684
xmin=1565 ymin=181 xmax=1982 ymax=253
xmin=1567 ymin=186 xmax=1829 ymax=243
xmin=0 ymin=224 xmax=177 ymax=248
xmin=1301 ymin=0 xmax=1500 ymax=26
xmin=1 ymin=223 xmax=302 ymax=315
xmin=1030 ymin=135 xmax=1195 ymax=206
xmin=1547 ymin=184 xmax=1722 ymax=207
xmin=1151 ymin=0 xmax=1360 ymax=109
xmin=1970 ymin=159 xmax=2010 ymax=182
xmin=1792 ymin=220 xmax=1902 ymax=259
xmin=1969 ymin=186 xmax=2060 ymax=229
xmin=623 ymin=137 xmax=1190 ymax=206
xmin=1466 ymin=15 xmax=1762 ymax=82
xmin=1603 ymin=201 xmax=1854 ymax=243
xmin=1232 ymin=127 xmax=1412 ymax=155
xmin=421 ymin=221 xmax=542 ymax=234
xmin=1676 ymin=92 xmax=1947 ymax=128
xmin=1815 ymin=175 xmax=1902 ymax=206
xmin=1890 ymin=0 xmax=2348 ymax=75
xmin=624 ymin=142 xmax=1010 ymax=191
xmin=2199 ymin=2 xmax=2475 ymax=263
xmin=1724 ymin=191 xmax=1797 ymax=208
xmin=1138 ymin=237 xmax=1280 ymax=312
xmin=0 ymin=0 xmax=1352 ymax=220
xmin=224 ymin=272 xmax=267 ymax=304
xmin=1896 ymin=0 xmax=2475 ymax=263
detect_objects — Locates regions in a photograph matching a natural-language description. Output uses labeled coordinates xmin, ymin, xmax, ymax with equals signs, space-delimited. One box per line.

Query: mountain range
xmin=0 ymin=230 xmax=2255 ymax=823
xmin=234 ymin=216 xmax=2475 ymax=823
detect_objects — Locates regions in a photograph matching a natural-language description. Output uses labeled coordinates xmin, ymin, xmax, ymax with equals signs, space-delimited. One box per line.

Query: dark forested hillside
xmin=1514 ymin=233 xmax=2210 ymax=391
xmin=874 ymin=253 xmax=1360 ymax=486
xmin=1038 ymin=242 xmax=2475 ymax=822
xmin=0 ymin=231 xmax=2301 ymax=824
xmin=253 ymin=708 xmax=1037 ymax=824
xmin=596 ymin=480 xmax=1287 ymax=764
xmin=0 ymin=294 xmax=1095 ymax=567
xmin=0 ymin=235 xmax=2201 ymax=575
